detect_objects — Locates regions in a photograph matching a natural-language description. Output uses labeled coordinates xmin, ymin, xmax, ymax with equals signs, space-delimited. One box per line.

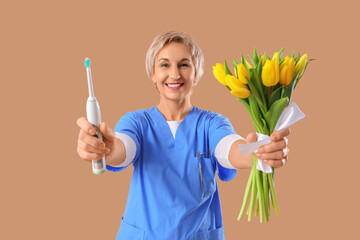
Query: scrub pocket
xmin=188 ymin=225 xmax=225 ymax=240
xmin=116 ymin=217 xmax=145 ymax=240
xmin=192 ymin=154 xmax=217 ymax=202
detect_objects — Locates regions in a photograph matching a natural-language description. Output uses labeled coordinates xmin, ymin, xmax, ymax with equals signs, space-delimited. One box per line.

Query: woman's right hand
xmin=76 ymin=117 xmax=116 ymax=163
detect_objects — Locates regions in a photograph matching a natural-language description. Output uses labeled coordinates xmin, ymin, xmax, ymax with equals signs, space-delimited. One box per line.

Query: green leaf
xmin=249 ymin=68 xmax=267 ymax=113
xmin=260 ymin=117 xmax=269 ymax=135
xmin=294 ymin=53 xmax=300 ymax=64
xmin=265 ymin=97 xmax=288 ymax=133
xmin=224 ymin=59 xmax=232 ymax=75
xmin=249 ymin=94 xmax=264 ymax=133
xmin=237 ymin=97 xmax=250 ymax=114
xmin=233 ymin=59 xmax=239 ymax=78
xmin=279 ymin=48 xmax=285 ymax=59
xmin=241 ymin=54 xmax=250 ymax=73
xmin=233 ymin=59 xmax=239 ymax=68
xmin=247 ymin=72 xmax=266 ymax=117
xmin=252 ymin=47 xmax=259 ymax=66
xmin=268 ymin=86 xmax=283 ymax=108
xmin=256 ymin=58 xmax=262 ymax=80
xmin=253 ymin=47 xmax=258 ymax=61
xmin=249 ymin=55 xmax=256 ymax=68
xmin=284 ymin=70 xmax=301 ymax=101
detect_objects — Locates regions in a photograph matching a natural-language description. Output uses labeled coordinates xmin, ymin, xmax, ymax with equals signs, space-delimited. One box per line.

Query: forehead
xmin=156 ymin=42 xmax=192 ymax=61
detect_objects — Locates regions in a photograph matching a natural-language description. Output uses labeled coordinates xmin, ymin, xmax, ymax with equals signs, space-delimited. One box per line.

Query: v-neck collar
xmin=152 ymin=105 xmax=197 ymax=148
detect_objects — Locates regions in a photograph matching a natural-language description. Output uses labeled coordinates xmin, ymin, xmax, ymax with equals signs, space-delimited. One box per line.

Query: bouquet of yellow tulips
xmin=213 ymin=48 xmax=311 ymax=223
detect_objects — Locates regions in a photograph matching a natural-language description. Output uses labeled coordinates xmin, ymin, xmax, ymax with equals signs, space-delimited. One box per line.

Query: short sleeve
xmin=106 ymin=112 xmax=141 ymax=172
xmin=209 ymin=114 xmax=237 ymax=182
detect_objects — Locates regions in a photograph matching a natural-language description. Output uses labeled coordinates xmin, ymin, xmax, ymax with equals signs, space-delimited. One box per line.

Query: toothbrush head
xmin=84 ymin=58 xmax=91 ymax=68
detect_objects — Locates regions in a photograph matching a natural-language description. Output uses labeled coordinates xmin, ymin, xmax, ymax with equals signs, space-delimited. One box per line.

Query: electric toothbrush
xmin=84 ymin=58 xmax=106 ymax=174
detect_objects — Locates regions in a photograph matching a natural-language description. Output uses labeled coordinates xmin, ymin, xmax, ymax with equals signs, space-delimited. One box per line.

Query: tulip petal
xmin=230 ymin=87 xmax=250 ymax=99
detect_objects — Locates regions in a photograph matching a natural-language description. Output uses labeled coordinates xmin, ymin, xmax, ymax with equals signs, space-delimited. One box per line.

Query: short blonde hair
xmin=145 ymin=30 xmax=204 ymax=85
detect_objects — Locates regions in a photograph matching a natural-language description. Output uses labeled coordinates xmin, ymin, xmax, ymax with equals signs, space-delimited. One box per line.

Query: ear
xmin=193 ymin=72 xmax=198 ymax=85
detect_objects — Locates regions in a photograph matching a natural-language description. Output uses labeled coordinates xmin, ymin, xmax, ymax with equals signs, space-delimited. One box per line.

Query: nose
xmin=169 ymin=66 xmax=180 ymax=80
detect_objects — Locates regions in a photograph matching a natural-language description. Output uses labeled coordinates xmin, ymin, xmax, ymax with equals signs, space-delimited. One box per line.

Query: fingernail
xmin=89 ymin=129 xmax=94 ymax=134
xmin=105 ymin=148 xmax=110 ymax=154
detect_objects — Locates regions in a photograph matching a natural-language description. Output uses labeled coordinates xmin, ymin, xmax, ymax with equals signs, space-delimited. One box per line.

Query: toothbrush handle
xmin=91 ymin=126 xmax=107 ymax=174
xmin=86 ymin=97 xmax=106 ymax=174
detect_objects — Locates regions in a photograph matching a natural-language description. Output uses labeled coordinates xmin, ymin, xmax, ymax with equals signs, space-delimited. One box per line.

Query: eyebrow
xmin=158 ymin=58 xmax=191 ymax=62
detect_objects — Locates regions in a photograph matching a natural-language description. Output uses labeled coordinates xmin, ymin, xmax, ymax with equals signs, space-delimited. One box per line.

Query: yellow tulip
xmin=261 ymin=55 xmax=265 ymax=66
xmin=212 ymin=63 xmax=227 ymax=86
xmin=230 ymin=87 xmax=251 ymax=98
xmin=272 ymin=52 xmax=279 ymax=61
xmin=244 ymin=59 xmax=253 ymax=69
xmin=225 ymin=75 xmax=245 ymax=90
xmin=262 ymin=59 xmax=279 ymax=87
xmin=279 ymin=56 xmax=295 ymax=86
xmin=237 ymin=63 xmax=250 ymax=84
xmin=225 ymin=75 xmax=250 ymax=98
xmin=295 ymin=54 xmax=307 ymax=75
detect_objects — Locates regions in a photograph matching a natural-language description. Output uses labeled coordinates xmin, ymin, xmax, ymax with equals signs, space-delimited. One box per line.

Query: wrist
xmin=106 ymin=138 xmax=126 ymax=167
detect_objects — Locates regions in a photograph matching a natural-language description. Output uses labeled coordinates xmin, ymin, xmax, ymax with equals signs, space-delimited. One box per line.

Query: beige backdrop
xmin=1 ymin=0 xmax=359 ymax=239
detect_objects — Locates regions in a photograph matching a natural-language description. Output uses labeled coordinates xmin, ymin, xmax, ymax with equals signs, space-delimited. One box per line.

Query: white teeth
xmin=167 ymin=83 xmax=182 ymax=87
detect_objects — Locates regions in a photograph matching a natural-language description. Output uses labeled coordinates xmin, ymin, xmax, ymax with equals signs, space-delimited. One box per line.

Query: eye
xmin=161 ymin=63 xmax=169 ymax=67
xmin=180 ymin=63 xmax=189 ymax=67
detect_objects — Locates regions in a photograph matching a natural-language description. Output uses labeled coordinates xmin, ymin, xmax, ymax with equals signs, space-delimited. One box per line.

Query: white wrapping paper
xmin=238 ymin=102 xmax=305 ymax=173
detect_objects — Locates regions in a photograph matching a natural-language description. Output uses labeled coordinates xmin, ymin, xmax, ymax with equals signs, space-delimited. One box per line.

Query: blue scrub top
xmin=107 ymin=106 xmax=237 ymax=240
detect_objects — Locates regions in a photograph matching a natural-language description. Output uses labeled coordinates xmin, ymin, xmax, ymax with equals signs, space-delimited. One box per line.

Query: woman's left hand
xmin=254 ymin=128 xmax=291 ymax=168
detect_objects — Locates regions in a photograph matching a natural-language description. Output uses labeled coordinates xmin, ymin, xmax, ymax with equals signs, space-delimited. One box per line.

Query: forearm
xmin=228 ymin=139 xmax=255 ymax=169
xmin=106 ymin=138 xmax=126 ymax=167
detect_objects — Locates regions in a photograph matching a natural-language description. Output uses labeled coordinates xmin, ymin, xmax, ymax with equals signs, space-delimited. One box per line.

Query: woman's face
xmin=152 ymin=42 xmax=196 ymax=102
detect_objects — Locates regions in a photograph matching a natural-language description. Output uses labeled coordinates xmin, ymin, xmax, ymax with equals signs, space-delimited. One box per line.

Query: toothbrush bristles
xmin=84 ymin=58 xmax=91 ymax=68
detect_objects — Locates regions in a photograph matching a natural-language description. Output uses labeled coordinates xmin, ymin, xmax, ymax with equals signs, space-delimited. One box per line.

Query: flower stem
xmin=248 ymin=161 xmax=257 ymax=221
xmin=268 ymin=173 xmax=280 ymax=215
xmin=237 ymin=158 xmax=256 ymax=221
xmin=255 ymin=167 xmax=264 ymax=223
xmin=263 ymin=171 xmax=270 ymax=222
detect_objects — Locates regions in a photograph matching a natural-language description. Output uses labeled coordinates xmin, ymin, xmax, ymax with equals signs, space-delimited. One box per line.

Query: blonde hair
xmin=145 ymin=30 xmax=204 ymax=85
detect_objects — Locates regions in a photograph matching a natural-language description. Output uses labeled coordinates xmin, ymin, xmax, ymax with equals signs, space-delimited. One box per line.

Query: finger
xmin=246 ymin=132 xmax=258 ymax=143
xmin=258 ymin=139 xmax=286 ymax=153
xmin=77 ymin=147 xmax=105 ymax=162
xmin=99 ymin=122 xmax=115 ymax=141
xmin=77 ymin=117 xmax=97 ymax=135
xmin=78 ymin=138 xmax=108 ymax=155
xmin=283 ymin=147 xmax=289 ymax=157
xmin=256 ymin=150 xmax=284 ymax=161
xmin=79 ymin=129 xmax=106 ymax=149
xmin=263 ymin=158 xmax=284 ymax=168
xmin=270 ymin=128 xmax=291 ymax=141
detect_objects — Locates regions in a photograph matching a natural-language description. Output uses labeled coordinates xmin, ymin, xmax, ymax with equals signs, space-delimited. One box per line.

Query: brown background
xmin=1 ymin=0 xmax=359 ymax=239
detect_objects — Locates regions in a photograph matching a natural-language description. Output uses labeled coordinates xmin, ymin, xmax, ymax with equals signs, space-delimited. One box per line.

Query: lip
xmin=165 ymin=83 xmax=184 ymax=90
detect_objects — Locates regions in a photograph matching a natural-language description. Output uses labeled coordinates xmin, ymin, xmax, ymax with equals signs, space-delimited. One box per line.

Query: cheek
xmin=154 ymin=71 xmax=167 ymax=83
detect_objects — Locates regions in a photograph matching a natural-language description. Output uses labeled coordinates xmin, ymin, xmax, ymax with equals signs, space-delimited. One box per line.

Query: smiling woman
xmin=152 ymin=42 xmax=197 ymax=118
xmin=76 ymin=30 xmax=291 ymax=240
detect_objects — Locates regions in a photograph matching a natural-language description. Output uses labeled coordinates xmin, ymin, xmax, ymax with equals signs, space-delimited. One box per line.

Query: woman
xmin=76 ymin=31 xmax=290 ymax=240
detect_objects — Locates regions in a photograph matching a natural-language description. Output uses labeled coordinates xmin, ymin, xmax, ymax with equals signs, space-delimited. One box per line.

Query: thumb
xmin=99 ymin=122 xmax=115 ymax=141
xmin=246 ymin=132 xmax=258 ymax=143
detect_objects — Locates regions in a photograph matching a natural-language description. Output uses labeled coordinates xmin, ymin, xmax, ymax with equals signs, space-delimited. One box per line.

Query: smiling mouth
xmin=165 ymin=83 xmax=184 ymax=89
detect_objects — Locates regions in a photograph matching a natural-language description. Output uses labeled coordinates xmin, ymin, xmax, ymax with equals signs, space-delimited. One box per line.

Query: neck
xmin=157 ymin=97 xmax=193 ymax=121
